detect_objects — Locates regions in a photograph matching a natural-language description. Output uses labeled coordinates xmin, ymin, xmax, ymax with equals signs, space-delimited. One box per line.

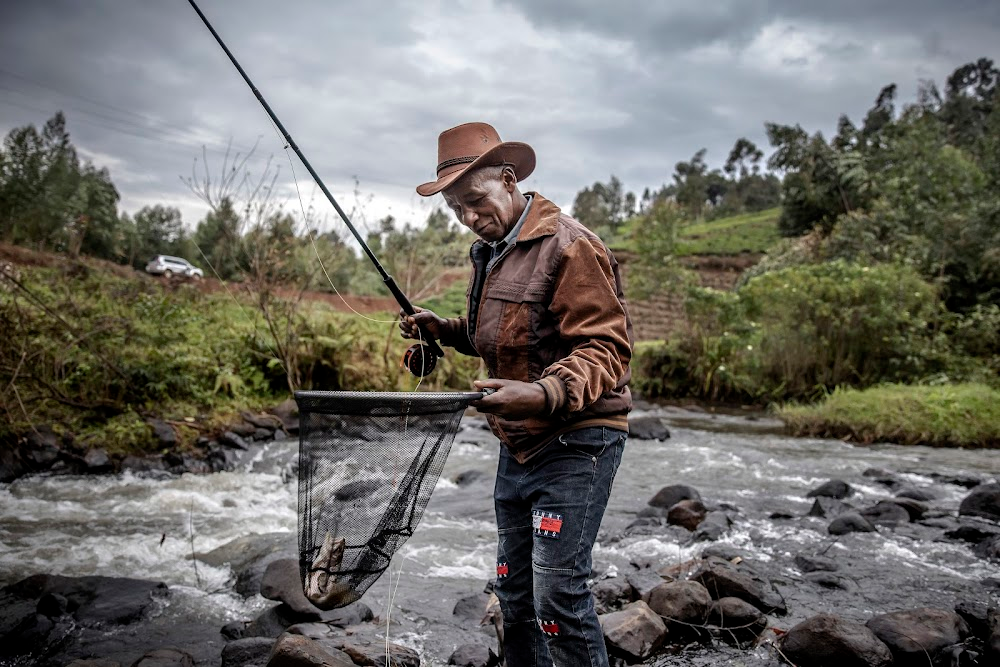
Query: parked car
xmin=145 ymin=255 xmax=204 ymax=279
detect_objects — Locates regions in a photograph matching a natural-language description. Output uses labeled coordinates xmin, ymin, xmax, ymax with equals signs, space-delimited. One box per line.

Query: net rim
xmin=295 ymin=390 xmax=485 ymax=401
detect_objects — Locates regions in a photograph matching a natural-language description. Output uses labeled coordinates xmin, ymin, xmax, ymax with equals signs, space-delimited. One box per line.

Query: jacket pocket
xmin=482 ymin=280 xmax=548 ymax=381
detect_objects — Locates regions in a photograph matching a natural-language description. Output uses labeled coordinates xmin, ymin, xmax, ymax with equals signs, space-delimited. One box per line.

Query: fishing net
xmin=294 ymin=390 xmax=483 ymax=609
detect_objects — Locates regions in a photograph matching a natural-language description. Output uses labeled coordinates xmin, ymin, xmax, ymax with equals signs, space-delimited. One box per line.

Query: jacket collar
xmin=515 ymin=192 xmax=561 ymax=243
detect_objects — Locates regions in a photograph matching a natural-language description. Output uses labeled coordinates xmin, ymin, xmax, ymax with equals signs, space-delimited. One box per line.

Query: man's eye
xmin=472 ymin=196 xmax=485 ymax=205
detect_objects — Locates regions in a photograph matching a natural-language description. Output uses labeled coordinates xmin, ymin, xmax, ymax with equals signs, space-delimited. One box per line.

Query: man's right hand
xmin=399 ymin=306 xmax=448 ymax=341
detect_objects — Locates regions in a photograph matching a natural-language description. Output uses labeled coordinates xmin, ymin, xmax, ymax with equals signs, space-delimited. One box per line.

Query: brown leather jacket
xmin=438 ymin=193 xmax=634 ymax=461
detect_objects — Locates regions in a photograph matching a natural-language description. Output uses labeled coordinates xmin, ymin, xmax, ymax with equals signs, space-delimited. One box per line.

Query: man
xmin=401 ymin=122 xmax=633 ymax=667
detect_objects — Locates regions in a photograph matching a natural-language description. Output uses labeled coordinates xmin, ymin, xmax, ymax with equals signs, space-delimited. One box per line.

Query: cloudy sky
xmin=1 ymin=0 xmax=997 ymax=243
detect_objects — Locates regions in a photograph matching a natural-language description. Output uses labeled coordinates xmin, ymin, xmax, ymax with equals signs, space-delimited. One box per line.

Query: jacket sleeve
xmin=537 ymin=236 xmax=631 ymax=413
xmin=438 ymin=316 xmax=480 ymax=358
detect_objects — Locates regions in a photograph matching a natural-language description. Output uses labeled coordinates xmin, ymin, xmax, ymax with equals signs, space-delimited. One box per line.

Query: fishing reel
xmin=402 ymin=343 xmax=439 ymax=377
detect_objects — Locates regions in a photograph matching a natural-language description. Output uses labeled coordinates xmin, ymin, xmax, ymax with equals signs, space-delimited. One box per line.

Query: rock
xmin=781 ymin=613 xmax=892 ymax=667
xmin=448 ymin=643 xmax=493 ymax=666
xmin=690 ymin=557 xmax=786 ymax=615
xmin=148 ymin=419 xmax=177 ymax=448
xmin=130 ymin=648 xmax=194 ymax=667
xmin=648 ymin=484 xmax=701 ymax=510
xmin=591 ymin=576 xmax=633 ymax=613
xmin=25 ymin=425 xmax=62 ymax=469
xmin=707 ymin=597 xmax=767 ymax=646
xmin=221 ymin=637 xmax=275 ymax=667
xmin=667 ymin=499 xmax=707 ymax=531
xmin=260 ymin=559 xmax=320 ymax=618
xmin=828 ymin=512 xmax=877 ymax=535
xmin=866 ymin=607 xmax=970 ymax=665
xmin=895 ymin=486 xmax=936 ymax=501
xmin=863 ymin=467 xmax=903 ymax=489
xmin=311 ymin=635 xmax=419 ymax=667
xmin=692 ymin=511 xmax=733 ymax=541
xmin=1 ymin=574 xmax=168 ymax=628
xmin=206 ymin=445 xmax=240 ymax=473
xmin=228 ymin=421 xmax=258 ymax=438
xmin=887 ymin=497 xmax=928 ymax=521
xmin=219 ymin=431 xmax=250 ymax=450
xmin=860 ymin=501 xmax=912 ymax=525
xmin=269 ymin=399 xmax=300 ymax=435
xmin=66 ymin=660 xmax=122 ymax=667
xmin=453 ymin=469 xmax=486 ymax=486
xmin=629 ymin=416 xmax=670 ymax=441
xmin=626 ymin=569 xmax=666 ymax=602
xmin=989 ymin=629 xmax=1000 ymax=663
xmin=700 ymin=545 xmax=748 ymax=562
xmin=453 ymin=593 xmax=491 ymax=623
xmin=955 ymin=600 xmax=995 ymax=640
xmin=120 ymin=455 xmax=167 ymax=474
xmin=807 ymin=479 xmax=853 ymax=499
xmin=770 ymin=511 xmax=796 ymax=520
xmin=944 ymin=518 xmax=1000 ymax=545
xmin=83 ymin=448 xmax=113 ymax=473
xmin=646 ymin=580 xmax=711 ymax=627
xmin=804 ymin=572 xmax=855 ymax=591
xmin=221 ymin=620 xmax=248 ymax=640
xmin=266 ymin=633 xmax=354 ymax=667
xmin=195 ymin=532 xmax=296 ymax=597
xmin=253 ymin=428 xmax=273 ymax=441
xmin=929 ymin=472 xmax=985 ymax=489
xmin=0 ymin=447 xmax=27 ymax=482
xmin=247 ymin=604 xmax=304 ymax=638
xmin=975 ymin=535 xmax=1000 ymax=561
xmin=959 ymin=483 xmax=1000 ymax=521
xmin=242 ymin=411 xmax=282 ymax=431
xmin=37 ymin=591 xmax=69 ymax=617
xmin=808 ymin=497 xmax=854 ymax=519
xmin=318 ymin=601 xmax=373 ymax=628
xmin=599 ymin=600 xmax=667 ymax=662
xmin=794 ymin=554 xmax=839 ymax=573
xmin=635 ymin=505 xmax=670 ymax=519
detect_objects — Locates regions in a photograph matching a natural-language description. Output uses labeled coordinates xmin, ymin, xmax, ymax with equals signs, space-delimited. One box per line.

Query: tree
xmin=128 ymin=205 xmax=185 ymax=268
xmin=724 ymin=138 xmax=764 ymax=179
xmin=673 ymin=149 xmax=710 ymax=218
xmin=571 ymin=175 xmax=636 ymax=237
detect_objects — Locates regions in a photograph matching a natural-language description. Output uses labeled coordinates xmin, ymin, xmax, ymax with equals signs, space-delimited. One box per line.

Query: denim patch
xmin=496 ymin=561 xmax=509 ymax=579
xmin=538 ymin=619 xmax=560 ymax=635
xmin=532 ymin=510 xmax=563 ymax=538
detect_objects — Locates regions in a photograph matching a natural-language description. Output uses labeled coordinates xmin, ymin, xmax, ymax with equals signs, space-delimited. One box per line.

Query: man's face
xmin=442 ymin=168 xmax=515 ymax=243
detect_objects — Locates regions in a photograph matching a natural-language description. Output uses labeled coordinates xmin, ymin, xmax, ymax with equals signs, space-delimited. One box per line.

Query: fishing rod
xmin=187 ymin=0 xmax=443 ymax=377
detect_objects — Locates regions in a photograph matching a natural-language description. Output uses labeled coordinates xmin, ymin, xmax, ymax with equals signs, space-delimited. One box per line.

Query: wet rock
xmin=148 ymin=419 xmax=177 ymax=448
xmin=866 ymin=607 xmax=970 ymax=665
xmin=120 ymin=455 xmax=167 ymax=474
xmin=896 ymin=486 xmax=936 ymax=501
xmin=0 ymin=447 xmax=27 ymax=482
xmin=804 ymin=572 xmax=856 ymax=591
xmin=629 ymin=416 xmax=670 ymax=441
xmin=807 ymin=479 xmax=853 ymax=499
xmin=453 ymin=469 xmax=486 ymax=486
xmin=253 ymin=428 xmax=273 ymax=441
xmin=453 ymin=593 xmax=491 ymax=623
xmin=929 ymin=472 xmax=985 ymax=489
xmin=599 ymin=600 xmax=667 ymax=661
xmin=648 ymin=484 xmax=701 ymax=509
xmin=646 ymin=580 xmax=711 ymax=628
xmin=242 ymin=411 xmax=282 ymax=431
xmin=794 ymin=554 xmax=839 ymax=573
xmin=770 ymin=511 xmax=796 ymax=520
xmin=945 ymin=518 xmax=1000 ymax=544
xmin=266 ymin=633 xmax=354 ymax=667
xmin=260 ymin=559 xmax=320 ymax=619
xmin=219 ymin=431 xmax=250 ymax=450
xmin=701 ymin=545 xmax=748 ymax=562
xmin=247 ymin=604 xmax=303 ymax=638
xmin=228 ymin=421 xmax=258 ymax=438
xmin=828 ymin=512 xmax=876 ymax=535
xmin=206 ymin=445 xmax=240 ymax=473
xmin=312 ymin=635 xmax=419 ymax=667
xmin=318 ymin=601 xmax=373 ymax=628
xmin=863 ymin=467 xmax=903 ymax=489
xmin=591 ymin=575 xmax=633 ymax=613
xmin=130 ymin=648 xmax=194 ymax=667
xmin=973 ymin=535 xmax=1000 ymax=561
xmin=860 ymin=501 xmax=912 ymax=526
xmin=37 ymin=591 xmax=69 ymax=617
xmin=780 ymin=613 xmax=892 ymax=667
xmin=707 ymin=597 xmax=767 ymax=646
xmin=221 ymin=620 xmax=248 ymax=640
xmin=195 ymin=532 xmax=296 ymax=597
xmin=808 ymin=497 xmax=854 ymax=518
xmin=955 ymin=600 xmax=995 ymax=640
xmin=2 ymin=574 xmax=168 ymax=628
xmin=83 ymin=448 xmax=113 ymax=473
xmin=887 ymin=497 xmax=928 ymax=521
xmin=447 ymin=643 xmax=493 ymax=666
xmin=627 ymin=568 xmax=667 ymax=602
xmin=959 ymin=483 xmax=1000 ymax=521
xmin=25 ymin=425 xmax=62 ymax=469
xmin=221 ymin=637 xmax=275 ymax=667
xmin=66 ymin=660 xmax=122 ymax=667
xmin=667 ymin=499 xmax=707 ymax=531
xmin=692 ymin=511 xmax=733 ymax=541
xmin=690 ymin=557 xmax=787 ymax=615
xmin=990 ymin=629 xmax=1000 ymax=663
xmin=269 ymin=399 xmax=300 ymax=435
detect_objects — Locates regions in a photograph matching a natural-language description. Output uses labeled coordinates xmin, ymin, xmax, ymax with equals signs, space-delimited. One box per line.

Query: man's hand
xmin=399 ymin=306 xmax=448 ymax=341
xmin=471 ymin=379 xmax=546 ymax=420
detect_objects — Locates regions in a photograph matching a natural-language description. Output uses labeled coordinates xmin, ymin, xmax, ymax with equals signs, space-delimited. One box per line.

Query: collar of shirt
xmin=492 ymin=194 xmax=533 ymax=253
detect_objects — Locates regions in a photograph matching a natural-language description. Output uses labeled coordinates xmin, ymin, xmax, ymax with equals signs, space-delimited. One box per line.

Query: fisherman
xmin=401 ymin=122 xmax=633 ymax=667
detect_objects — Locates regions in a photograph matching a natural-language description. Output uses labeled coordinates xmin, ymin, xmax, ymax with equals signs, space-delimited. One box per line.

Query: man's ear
xmin=501 ymin=166 xmax=518 ymax=192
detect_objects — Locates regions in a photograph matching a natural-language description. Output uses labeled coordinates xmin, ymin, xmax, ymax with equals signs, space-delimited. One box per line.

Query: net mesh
xmin=294 ymin=390 xmax=481 ymax=609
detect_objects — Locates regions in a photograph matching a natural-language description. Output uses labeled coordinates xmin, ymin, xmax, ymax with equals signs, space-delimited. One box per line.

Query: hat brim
xmin=416 ymin=141 xmax=535 ymax=197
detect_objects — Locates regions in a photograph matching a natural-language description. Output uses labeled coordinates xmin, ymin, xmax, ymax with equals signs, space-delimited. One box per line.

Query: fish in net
xmin=294 ymin=390 xmax=484 ymax=609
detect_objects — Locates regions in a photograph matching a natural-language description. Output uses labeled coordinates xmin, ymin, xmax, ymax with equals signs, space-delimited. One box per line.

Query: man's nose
xmin=463 ymin=209 xmax=478 ymax=227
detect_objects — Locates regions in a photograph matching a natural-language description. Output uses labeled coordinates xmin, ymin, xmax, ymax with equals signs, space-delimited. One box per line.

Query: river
xmin=1 ymin=403 xmax=998 ymax=666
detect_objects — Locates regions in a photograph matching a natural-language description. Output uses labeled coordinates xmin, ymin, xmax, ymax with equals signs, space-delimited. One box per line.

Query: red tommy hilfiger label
xmin=532 ymin=510 xmax=563 ymax=538
xmin=496 ymin=562 xmax=508 ymax=578
xmin=539 ymin=619 xmax=560 ymax=635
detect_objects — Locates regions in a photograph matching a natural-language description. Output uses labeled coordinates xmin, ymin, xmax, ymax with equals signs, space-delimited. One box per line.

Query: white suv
xmin=145 ymin=255 xmax=204 ymax=279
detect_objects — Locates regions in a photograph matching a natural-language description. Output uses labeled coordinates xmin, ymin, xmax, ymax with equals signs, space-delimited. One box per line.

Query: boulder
xmin=667 ymin=499 xmax=707 ymax=531
xmin=804 ymin=572 xmax=855 ymax=591
xmin=317 ymin=601 xmax=373 ymax=628
xmin=242 ymin=411 xmax=282 ymax=431
xmin=648 ymin=484 xmax=701 ymax=510
xmin=959 ymin=483 xmax=1000 ymax=521
xmin=266 ymin=633 xmax=354 ymax=667
xmin=807 ymin=479 xmax=853 ymax=499
xmin=147 ymin=419 xmax=177 ymax=448
xmin=863 ymin=468 xmax=903 ymax=489
xmin=808 ymin=497 xmax=854 ymax=518
xmin=83 ymin=448 xmax=113 ymax=473
xmin=866 ymin=607 xmax=970 ymax=665
xmin=25 ymin=425 xmax=62 ymax=469
xmin=975 ymin=535 xmax=1000 ymax=561
xmin=692 ymin=511 xmax=733 ymax=541
xmin=590 ymin=576 xmax=633 ymax=613
xmin=781 ymin=613 xmax=892 ymax=667
xmin=453 ymin=469 xmax=486 ymax=487
xmin=828 ymin=512 xmax=876 ymax=535
xmin=316 ymin=636 xmax=419 ymax=667
xmin=260 ymin=559 xmax=320 ymax=618
xmin=0 ymin=447 xmax=27 ymax=482
xmin=194 ymin=532 xmax=296 ymax=597
xmin=794 ymin=554 xmax=839 ymax=573
xmin=895 ymin=486 xmax=937 ymax=501
xmin=887 ymin=497 xmax=928 ymax=521
xmin=453 ymin=593 xmax=492 ymax=624
xmin=929 ymin=472 xmax=985 ymax=489
xmin=690 ymin=557 xmax=786 ymax=615
xmin=67 ymin=661 xmax=122 ymax=667
xmin=954 ymin=600 xmax=995 ymax=640
xmin=447 ymin=643 xmax=493 ymax=666
xmin=707 ymin=597 xmax=767 ymax=646
xmin=645 ymin=580 xmax=711 ymax=627
xmin=1 ymin=574 xmax=168 ymax=627
xmin=268 ymin=399 xmax=300 ymax=435
xmin=221 ymin=637 xmax=275 ymax=667
xmin=629 ymin=416 xmax=670 ymax=441
xmin=219 ymin=431 xmax=250 ymax=450
xmin=599 ymin=600 xmax=667 ymax=661
xmin=860 ymin=501 xmax=912 ymax=526
xmin=130 ymin=649 xmax=194 ymax=667
xmin=626 ymin=569 xmax=666 ymax=602
xmin=221 ymin=620 xmax=248 ymax=640
xmin=120 ymin=455 xmax=167 ymax=474
xmin=247 ymin=604 xmax=304 ymax=638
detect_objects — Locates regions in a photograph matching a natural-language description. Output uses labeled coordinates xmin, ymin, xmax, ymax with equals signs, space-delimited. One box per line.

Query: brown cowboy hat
xmin=416 ymin=122 xmax=535 ymax=197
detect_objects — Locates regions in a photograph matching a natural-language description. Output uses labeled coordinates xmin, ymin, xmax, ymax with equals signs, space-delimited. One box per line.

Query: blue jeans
xmin=494 ymin=426 xmax=626 ymax=667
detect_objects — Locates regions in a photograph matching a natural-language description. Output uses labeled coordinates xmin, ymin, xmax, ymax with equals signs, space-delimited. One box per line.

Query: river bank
xmin=1 ymin=405 xmax=998 ymax=666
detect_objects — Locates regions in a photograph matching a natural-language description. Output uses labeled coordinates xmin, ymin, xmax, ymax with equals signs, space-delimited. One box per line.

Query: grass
xmin=675 ymin=207 xmax=781 ymax=256
xmin=779 ymin=383 xmax=1000 ymax=448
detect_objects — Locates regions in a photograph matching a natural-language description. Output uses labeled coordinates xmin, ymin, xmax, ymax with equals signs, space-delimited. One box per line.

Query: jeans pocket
xmin=557 ymin=427 xmax=611 ymax=460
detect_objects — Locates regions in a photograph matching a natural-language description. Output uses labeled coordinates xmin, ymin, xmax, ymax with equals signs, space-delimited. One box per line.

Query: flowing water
xmin=1 ymin=403 xmax=998 ymax=666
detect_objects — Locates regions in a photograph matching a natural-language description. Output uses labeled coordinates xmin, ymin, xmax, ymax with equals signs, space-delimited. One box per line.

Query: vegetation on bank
xmin=779 ymin=384 xmax=1000 ymax=448
xmin=674 ymin=208 xmax=780 ymax=256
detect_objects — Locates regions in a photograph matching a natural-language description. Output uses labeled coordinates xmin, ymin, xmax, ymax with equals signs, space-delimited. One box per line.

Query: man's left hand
xmin=471 ymin=379 xmax=546 ymax=419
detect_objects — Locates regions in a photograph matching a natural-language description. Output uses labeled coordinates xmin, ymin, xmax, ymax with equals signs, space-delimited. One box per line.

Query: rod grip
xmin=385 ymin=276 xmax=445 ymax=359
